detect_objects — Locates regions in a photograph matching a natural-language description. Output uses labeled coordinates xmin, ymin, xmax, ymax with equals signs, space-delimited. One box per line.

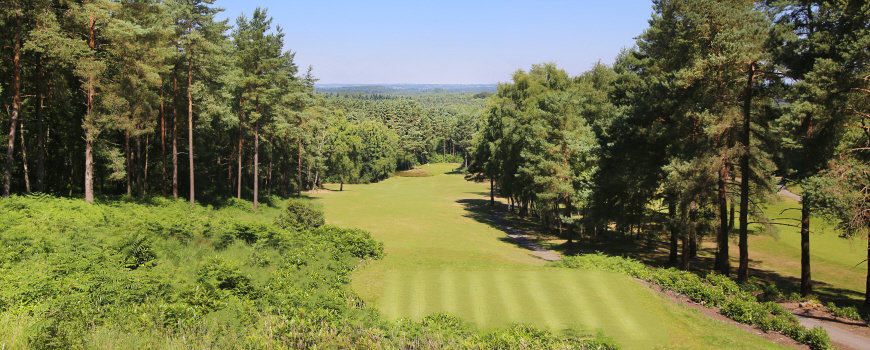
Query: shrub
xmin=275 ymin=200 xmax=325 ymax=231
xmin=827 ymin=302 xmax=863 ymax=321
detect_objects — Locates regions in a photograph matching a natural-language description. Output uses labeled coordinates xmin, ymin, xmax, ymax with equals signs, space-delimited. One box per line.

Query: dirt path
xmin=778 ymin=181 xmax=802 ymax=201
xmin=489 ymin=204 xmax=561 ymax=261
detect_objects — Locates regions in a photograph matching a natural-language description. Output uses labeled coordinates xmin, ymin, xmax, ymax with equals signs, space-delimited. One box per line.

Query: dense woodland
xmin=0 ymin=0 xmax=484 ymax=209
xmin=466 ymin=0 xmax=870 ymax=304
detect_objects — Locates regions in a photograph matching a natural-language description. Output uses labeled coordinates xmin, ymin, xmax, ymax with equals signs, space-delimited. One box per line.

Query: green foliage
xmin=274 ymin=199 xmax=325 ymax=231
xmin=826 ymin=303 xmax=863 ymax=321
xmin=0 ymin=195 xmax=614 ymax=349
xmin=550 ymin=253 xmax=830 ymax=349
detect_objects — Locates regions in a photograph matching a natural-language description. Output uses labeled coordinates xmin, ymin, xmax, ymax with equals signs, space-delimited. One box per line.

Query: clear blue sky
xmin=213 ymin=0 xmax=655 ymax=84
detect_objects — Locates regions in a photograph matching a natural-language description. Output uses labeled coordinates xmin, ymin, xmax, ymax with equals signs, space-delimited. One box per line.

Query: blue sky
xmin=213 ymin=0 xmax=655 ymax=84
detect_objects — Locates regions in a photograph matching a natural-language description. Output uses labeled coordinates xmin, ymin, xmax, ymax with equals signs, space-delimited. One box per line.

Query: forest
xmin=0 ymin=0 xmax=480 ymax=208
xmin=1 ymin=0 xmax=869 ymax=349
xmin=465 ymin=0 xmax=870 ymax=305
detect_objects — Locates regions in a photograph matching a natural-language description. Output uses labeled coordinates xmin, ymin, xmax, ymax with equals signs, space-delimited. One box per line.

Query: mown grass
xmin=533 ymin=190 xmax=866 ymax=306
xmin=313 ymin=163 xmax=792 ymax=349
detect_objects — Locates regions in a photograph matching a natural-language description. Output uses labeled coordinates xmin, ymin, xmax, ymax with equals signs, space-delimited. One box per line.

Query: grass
xmin=313 ymin=163 xmax=792 ymax=349
xmin=750 ymin=197 xmax=866 ymax=303
xmin=533 ymin=190 xmax=867 ymax=305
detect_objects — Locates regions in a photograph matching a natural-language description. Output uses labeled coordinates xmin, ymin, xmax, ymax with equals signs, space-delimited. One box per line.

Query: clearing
xmin=312 ymin=163 xmax=792 ymax=349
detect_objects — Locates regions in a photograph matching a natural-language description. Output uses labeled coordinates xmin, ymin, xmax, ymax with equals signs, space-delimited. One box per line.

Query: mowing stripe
xmin=493 ymin=270 xmax=521 ymax=324
xmin=466 ymin=271 xmax=487 ymax=325
xmin=587 ymin=272 xmax=644 ymax=338
xmin=558 ymin=270 xmax=599 ymax=330
xmin=412 ymin=270 xmax=426 ymax=319
xmin=382 ymin=272 xmax=400 ymax=318
xmin=523 ymin=271 xmax=561 ymax=329
xmin=441 ymin=270 xmax=458 ymax=315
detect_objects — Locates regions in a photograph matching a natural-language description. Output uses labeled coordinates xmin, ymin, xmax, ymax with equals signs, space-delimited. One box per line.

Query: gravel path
xmin=778 ymin=181 xmax=802 ymax=201
xmin=489 ymin=204 xmax=561 ymax=261
xmin=794 ymin=314 xmax=870 ymax=350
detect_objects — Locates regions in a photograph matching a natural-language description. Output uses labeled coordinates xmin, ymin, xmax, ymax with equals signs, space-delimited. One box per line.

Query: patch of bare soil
xmin=307 ymin=189 xmax=334 ymax=194
xmin=395 ymin=169 xmax=433 ymax=177
xmin=634 ymin=278 xmax=810 ymax=350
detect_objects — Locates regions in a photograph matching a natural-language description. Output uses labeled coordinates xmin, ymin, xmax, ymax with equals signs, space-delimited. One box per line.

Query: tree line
xmin=0 ymin=0 xmax=464 ymax=210
xmin=467 ymin=0 xmax=870 ymax=304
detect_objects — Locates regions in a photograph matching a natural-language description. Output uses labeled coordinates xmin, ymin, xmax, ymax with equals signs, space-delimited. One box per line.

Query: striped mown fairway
xmin=381 ymin=269 xmax=669 ymax=349
xmin=313 ymin=164 xmax=791 ymax=350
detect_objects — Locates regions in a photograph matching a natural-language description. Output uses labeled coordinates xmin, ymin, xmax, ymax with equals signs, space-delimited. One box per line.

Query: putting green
xmin=312 ymin=163 xmax=790 ymax=349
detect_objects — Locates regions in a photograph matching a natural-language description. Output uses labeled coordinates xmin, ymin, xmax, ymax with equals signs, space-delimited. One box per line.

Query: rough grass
xmin=313 ymin=163 xmax=792 ymax=349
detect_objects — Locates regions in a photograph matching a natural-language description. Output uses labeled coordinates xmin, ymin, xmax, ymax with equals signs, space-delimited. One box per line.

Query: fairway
xmin=751 ymin=197 xmax=867 ymax=301
xmin=312 ymin=164 xmax=790 ymax=349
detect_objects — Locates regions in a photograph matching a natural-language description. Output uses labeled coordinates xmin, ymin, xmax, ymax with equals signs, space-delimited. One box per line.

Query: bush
xmin=275 ymin=200 xmax=325 ymax=231
xmin=827 ymin=302 xmax=863 ymax=321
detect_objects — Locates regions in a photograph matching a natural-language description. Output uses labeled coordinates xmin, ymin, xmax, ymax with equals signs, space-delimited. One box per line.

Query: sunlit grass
xmin=313 ymin=163 xmax=791 ymax=349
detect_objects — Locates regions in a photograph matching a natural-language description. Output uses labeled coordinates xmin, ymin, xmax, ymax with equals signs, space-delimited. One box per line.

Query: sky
xmin=213 ymin=0 xmax=656 ymax=85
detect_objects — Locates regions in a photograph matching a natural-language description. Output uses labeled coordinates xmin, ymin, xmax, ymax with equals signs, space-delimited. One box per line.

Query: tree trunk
xmin=238 ymin=110 xmax=243 ymax=199
xmin=84 ymin=16 xmax=97 ymax=204
xmin=137 ymin=132 xmax=142 ymax=199
xmin=187 ymin=45 xmax=194 ymax=205
xmin=565 ymin=194 xmax=573 ymax=247
xmin=126 ymin=131 xmax=132 ymax=195
xmin=297 ymin=136 xmax=302 ymax=198
xmin=144 ymin=134 xmax=150 ymax=194
xmin=738 ymin=63 xmax=756 ymax=283
xmin=253 ymin=118 xmax=259 ymax=212
xmin=681 ymin=235 xmax=690 ymax=271
xmin=172 ymin=68 xmax=179 ymax=199
xmin=160 ymin=77 xmax=166 ymax=197
xmin=801 ymin=199 xmax=812 ymax=296
xmin=716 ymin=161 xmax=731 ymax=275
xmin=5 ymin=15 xmax=22 ymax=198
xmin=267 ymin=135 xmax=273 ymax=197
xmin=865 ymin=230 xmax=870 ymax=307
xmin=36 ymin=57 xmax=45 ymax=193
xmin=669 ymin=196 xmax=679 ymax=264
xmin=19 ymin=122 xmax=30 ymax=195
xmin=490 ymin=179 xmax=494 ymax=206
xmin=340 ymin=180 xmax=343 ymax=191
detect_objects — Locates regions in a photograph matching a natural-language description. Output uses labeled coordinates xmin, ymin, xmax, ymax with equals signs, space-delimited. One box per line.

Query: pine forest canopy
xmin=1 ymin=0 xmax=870 ymax=324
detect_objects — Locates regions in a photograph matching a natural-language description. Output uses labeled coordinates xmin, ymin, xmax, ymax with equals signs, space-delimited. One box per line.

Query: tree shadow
xmin=456 ymin=197 xmax=865 ymax=305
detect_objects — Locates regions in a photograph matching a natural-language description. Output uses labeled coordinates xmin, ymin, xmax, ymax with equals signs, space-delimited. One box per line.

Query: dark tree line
xmin=467 ymin=0 xmax=870 ymax=304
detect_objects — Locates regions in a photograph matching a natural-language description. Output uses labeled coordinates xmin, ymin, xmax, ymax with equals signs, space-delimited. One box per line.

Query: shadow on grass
xmin=456 ymin=195 xmax=865 ymax=305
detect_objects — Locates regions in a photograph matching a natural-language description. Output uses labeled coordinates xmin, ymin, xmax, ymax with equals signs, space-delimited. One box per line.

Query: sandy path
xmin=488 ymin=204 xmax=561 ymax=261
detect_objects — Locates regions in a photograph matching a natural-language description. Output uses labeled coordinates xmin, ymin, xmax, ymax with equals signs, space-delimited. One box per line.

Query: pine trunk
xmin=5 ymin=16 xmax=22 ymax=198
xmin=126 ymin=132 xmax=132 ymax=195
xmin=187 ymin=46 xmax=194 ymax=205
xmin=137 ymin=132 xmax=142 ymax=199
xmin=716 ymin=160 xmax=731 ymax=275
xmin=238 ymin=110 xmax=243 ymax=199
xmin=160 ymin=77 xmax=166 ymax=197
xmin=172 ymin=68 xmax=179 ymax=199
xmin=36 ymin=57 xmax=45 ymax=193
xmin=297 ymin=137 xmax=302 ymax=198
xmin=669 ymin=196 xmax=678 ymax=264
xmin=801 ymin=198 xmax=812 ymax=296
xmin=19 ymin=123 xmax=30 ymax=194
xmin=84 ymin=16 xmax=97 ymax=204
xmin=253 ymin=118 xmax=259 ymax=212
xmin=738 ymin=63 xmax=755 ymax=283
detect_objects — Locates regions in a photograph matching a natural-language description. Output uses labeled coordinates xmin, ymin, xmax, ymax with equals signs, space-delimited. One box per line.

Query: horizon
xmin=214 ymin=0 xmax=654 ymax=85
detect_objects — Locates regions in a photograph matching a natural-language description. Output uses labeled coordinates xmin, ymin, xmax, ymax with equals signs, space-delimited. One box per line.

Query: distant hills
xmin=315 ymin=84 xmax=498 ymax=95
